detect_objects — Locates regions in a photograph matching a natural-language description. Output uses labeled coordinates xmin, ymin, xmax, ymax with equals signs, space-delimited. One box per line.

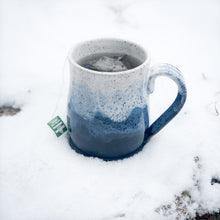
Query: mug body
xmin=67 ymin=39 xmax=150 ymax=159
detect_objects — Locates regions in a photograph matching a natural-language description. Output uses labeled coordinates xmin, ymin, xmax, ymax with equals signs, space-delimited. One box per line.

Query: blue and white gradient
xmin=67 ymin=39 xmax=187 ymax=160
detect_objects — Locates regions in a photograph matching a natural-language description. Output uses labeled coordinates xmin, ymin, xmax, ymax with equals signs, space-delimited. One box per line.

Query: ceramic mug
xmin=67 ymin=38 xmax=187 ymax=160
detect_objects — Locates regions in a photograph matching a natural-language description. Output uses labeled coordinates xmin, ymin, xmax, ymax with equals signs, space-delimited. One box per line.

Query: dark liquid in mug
xmin=78 ymin=53 xmax=142 ymax=72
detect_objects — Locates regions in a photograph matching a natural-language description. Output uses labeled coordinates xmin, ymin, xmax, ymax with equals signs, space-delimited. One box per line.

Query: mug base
xmin=68 ymin=134 xmax=151 ymax=161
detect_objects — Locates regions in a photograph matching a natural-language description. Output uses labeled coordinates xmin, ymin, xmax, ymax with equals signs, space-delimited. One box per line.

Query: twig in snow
xmin=214 ymin=101 xmax=219 ymax=116
xmin=201 ymin=73 xmax=207 ymax=80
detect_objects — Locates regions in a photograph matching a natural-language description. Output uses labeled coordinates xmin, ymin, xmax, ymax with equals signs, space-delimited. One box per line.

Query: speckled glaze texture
xmin=67 ymin=39 xmax=187 ymax=160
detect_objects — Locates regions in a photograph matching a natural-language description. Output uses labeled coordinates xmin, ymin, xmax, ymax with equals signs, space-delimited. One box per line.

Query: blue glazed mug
xmin=67 ymin=39 xmax=187 ymax=160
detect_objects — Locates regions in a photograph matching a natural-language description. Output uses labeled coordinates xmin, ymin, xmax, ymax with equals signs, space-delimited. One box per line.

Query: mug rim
xmin=68 ymin=38 xmax=151 ymax=76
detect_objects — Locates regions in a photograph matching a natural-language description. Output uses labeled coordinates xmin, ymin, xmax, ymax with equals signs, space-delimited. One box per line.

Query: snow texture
xmin=0 ymin=0 xmax=220 ymax=219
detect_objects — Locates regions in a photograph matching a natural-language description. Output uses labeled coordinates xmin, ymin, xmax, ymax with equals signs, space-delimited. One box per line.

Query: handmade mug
xmin=67 ymin=39 xmax=187 ymax=160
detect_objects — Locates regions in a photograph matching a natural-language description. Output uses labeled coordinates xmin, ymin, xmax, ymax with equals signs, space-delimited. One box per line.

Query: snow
xmin=0 ymin=0 xmax=220 ymax=219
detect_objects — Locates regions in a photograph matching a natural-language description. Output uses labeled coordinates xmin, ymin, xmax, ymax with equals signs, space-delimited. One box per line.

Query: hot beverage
xmin=78 ymin=53 xmax=142 ymax=72
xmin=67 ymin=39 xmax=187 ymax=160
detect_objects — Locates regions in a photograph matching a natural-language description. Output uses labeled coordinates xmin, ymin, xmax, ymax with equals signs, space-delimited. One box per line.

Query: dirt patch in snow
xmin=0 ymin=106 xmax=21 ymax=116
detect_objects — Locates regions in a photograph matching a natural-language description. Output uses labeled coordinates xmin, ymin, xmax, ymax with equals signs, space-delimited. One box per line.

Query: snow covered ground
xmin=0 ymin=0 xmax=220 ymax=219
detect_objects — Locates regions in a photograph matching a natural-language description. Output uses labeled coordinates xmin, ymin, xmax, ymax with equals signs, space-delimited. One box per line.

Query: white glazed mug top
xmin=67 ymin=38 xmax=150 ymax=123
xmin=68 ymin=38 xmax=150 ymax=75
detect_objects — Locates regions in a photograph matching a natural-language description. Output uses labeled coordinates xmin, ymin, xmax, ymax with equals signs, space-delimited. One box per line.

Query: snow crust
xmin=0 ymin=0 xmax=220 ymax=219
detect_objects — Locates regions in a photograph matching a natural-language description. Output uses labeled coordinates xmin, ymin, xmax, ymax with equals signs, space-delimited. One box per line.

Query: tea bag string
xmin=51 ymin=56 xmax=68 ymax=118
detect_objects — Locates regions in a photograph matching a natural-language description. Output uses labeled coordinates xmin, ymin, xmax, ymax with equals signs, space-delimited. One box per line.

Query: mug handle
xmin=145 ymin=63 xmax=187 ymax=139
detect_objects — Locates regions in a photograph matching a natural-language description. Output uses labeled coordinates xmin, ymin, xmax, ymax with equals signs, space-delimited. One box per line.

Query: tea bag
xmin=84 ymin=55 xmax=129 ymax=72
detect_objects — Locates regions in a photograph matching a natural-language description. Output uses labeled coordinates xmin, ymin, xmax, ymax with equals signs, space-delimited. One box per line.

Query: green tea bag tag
xmin=48 ymin=116 xmax=67 ymax=137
